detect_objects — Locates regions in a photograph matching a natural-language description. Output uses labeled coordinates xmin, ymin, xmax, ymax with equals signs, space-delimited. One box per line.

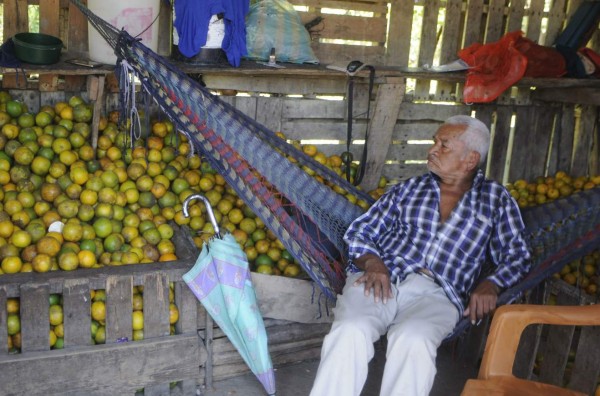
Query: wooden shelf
xmin=171 ymin=60 xmax=600 ymax=89
xmin=0 ymin=57 xmax=114 ymax=76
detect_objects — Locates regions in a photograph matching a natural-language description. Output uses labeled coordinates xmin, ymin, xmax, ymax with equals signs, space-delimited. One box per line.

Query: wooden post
xmin=105 ymin=276 xmax=133 ymax=343
xmin=143 ymin=272 xmax=171 ymax=395
xmin=2 ymin=0 xmax=29 ymax=89
xmin=359 ymin=77 xmax=405 ymax=192
xmin=39 ymin=0 xmax=61 ymax=92
xmin=63 ymin=278 xmax=93 ymax=347
xmin=385 ymin=0 xmax=414 ymax=67
xmin=66 ymin=0 xmax=90 ymax=93
xmin=19 ymin=284 xmax=50 ymax=353
xmin=0 ymin=288 xmax=7 ymax=356
xmin=175 ymin=281 xmax=203 ymax=393
xmin=88 ymin=74 xmax=105 ymax=150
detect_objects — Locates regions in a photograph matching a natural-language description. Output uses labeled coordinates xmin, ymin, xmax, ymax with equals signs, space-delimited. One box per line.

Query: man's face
xmin=427 ymin=124 xmax=472 ymax=177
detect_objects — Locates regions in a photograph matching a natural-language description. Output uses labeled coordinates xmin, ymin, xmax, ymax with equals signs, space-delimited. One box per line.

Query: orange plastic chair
xmin=461 ymin=303 xmax=600 ymax=396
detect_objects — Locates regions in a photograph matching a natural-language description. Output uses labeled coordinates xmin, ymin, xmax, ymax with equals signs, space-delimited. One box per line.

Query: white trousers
xmin=310 ymin=272 xmax=459 ymax=396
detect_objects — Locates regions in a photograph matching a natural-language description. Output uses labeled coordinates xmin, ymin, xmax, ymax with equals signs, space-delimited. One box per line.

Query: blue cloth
xmin=174 ymin=0 xmax=248 ymax=67
xmin=344 ymin=169 xmax=532 ymax=314
xmin=0 ymin=38 xmax=22 ymax=68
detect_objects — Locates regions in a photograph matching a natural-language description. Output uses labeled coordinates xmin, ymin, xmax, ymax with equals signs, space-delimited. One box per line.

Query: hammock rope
xmin=73 ymin=0 xmax=376 ymax=299
xmin=72 ymin=1 xmax=600 ymax=321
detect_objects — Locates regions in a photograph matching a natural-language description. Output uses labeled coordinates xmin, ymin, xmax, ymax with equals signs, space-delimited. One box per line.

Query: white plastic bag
xmin=246 ymin=0 xmax=319 ymax=64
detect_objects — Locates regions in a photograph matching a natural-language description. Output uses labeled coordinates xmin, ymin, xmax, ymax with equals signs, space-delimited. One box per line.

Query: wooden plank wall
xmin=1 ymin=0 xmax=598 ymax=185
xmin=291 ymin=0 xmax=390 ymax=66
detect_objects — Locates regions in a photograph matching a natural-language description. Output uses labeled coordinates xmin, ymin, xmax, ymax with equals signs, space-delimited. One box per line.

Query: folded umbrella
xmin=182 ymin=193 xmax=276 ymax=395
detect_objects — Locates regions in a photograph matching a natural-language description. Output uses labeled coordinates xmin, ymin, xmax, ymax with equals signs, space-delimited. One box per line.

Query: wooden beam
xmin=359 ymin=77 xmax=405 ymax=192
xmin=3 ymin=0 xmax=29 ymax=89
xmin=533 ymin=87 xmax=600 ymax=106
xmin=39 ymin=0 xmax=60 ymax=92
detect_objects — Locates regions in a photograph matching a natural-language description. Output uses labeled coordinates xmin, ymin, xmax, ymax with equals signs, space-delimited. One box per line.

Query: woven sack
xmin=246 ymin=0 xmax=319 ymax=64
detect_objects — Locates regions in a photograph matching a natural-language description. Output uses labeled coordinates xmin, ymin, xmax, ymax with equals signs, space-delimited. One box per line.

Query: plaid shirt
xmin=345 ymin=170 xmax=531 ymax=314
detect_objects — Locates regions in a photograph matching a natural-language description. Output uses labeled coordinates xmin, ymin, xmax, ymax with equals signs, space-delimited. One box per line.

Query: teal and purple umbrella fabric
xmin=183 ymin=232 xmax=276 ymax=395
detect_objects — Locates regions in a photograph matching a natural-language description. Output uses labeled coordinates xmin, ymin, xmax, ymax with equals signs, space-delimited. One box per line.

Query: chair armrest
xmin=479 ymin=303 xmax=600 ymax=379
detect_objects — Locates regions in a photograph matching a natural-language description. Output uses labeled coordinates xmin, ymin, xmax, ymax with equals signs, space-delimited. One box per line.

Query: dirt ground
xmin=200 ymin=341 xmax=478 ymax=396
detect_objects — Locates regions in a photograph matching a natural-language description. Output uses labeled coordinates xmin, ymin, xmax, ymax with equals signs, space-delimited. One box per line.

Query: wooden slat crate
xmin=0 ymin=230 xmax=204 ymax=395
xmin=0 ymin=225 xmax=335 ymax=394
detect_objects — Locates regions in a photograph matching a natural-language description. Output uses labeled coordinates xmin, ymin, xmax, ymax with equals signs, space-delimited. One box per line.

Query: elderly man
xmin=310 ymin=115 xmax=531 ymax=396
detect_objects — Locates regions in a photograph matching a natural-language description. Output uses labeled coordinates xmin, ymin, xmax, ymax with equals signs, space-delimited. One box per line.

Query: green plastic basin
xmin=12 ymin=32 xmax=63 ymax=65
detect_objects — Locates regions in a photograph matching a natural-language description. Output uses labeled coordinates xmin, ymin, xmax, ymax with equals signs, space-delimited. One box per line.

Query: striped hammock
xmin=71 ymin=1 xmax=600 ymax=330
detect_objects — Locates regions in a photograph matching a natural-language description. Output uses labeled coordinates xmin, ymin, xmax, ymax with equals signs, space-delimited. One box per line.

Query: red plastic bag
xmin=514 ymin=36 xmax=566 ymax=78
xmin=459 ymin=31 xmax=527 ymax=103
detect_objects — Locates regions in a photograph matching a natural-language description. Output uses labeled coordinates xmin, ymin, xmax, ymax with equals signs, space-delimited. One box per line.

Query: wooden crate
xmin=0 ymin=230 xmax=205 ymax=395
xmin=0 ymin=226 xmax=334 ymax=394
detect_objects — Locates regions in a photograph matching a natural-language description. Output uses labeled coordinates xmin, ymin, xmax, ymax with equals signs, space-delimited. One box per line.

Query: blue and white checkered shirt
xmin=344 ymin=170 xmax=531 ymax=314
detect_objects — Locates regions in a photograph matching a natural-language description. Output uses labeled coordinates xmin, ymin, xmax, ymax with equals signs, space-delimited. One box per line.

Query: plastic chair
xmin=461 ymin=303 xmax=600 ymax=396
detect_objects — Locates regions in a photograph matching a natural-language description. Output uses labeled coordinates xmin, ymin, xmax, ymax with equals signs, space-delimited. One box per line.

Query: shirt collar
xmin=428 ymin=168 xmax=485 ymax=188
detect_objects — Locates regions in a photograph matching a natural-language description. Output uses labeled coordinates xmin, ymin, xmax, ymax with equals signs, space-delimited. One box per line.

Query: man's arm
xmin=463 ymin=279 xmax=500 ymax=324
xmin=344 ymin=186 xmax=403 ymax=304
xmin=464 ymin=191 xmax=531 ymax=323
xmin=353 ymin=253 xmax=393 ymax=304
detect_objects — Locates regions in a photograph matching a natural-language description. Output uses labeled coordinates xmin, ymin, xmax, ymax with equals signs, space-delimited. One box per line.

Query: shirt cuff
xmin=347 ymin=243 xmax=380 ymax=261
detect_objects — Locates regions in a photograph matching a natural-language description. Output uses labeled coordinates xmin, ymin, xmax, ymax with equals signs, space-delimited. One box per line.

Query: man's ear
xmin=466 ymin=151 xmax=480 ymax=171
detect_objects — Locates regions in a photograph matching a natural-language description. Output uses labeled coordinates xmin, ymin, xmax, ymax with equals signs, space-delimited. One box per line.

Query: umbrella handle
xmin=182 ymin=193 xmax=222 ymax=238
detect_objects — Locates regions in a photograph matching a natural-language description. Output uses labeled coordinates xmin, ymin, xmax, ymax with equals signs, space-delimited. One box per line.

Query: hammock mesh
xmin=72 ymin=1 xmax=600 ymax=316
xmin=72 ymin=0 xmax=376 ymax=299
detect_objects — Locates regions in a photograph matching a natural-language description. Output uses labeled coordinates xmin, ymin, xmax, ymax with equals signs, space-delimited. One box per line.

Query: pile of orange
xmin=506 ymin=171 xmax=600 ymax=208
xmin=0 ymin=91 xmax=392 ymax=353
xmin=551 ymin=249 xmax=600 ymax=297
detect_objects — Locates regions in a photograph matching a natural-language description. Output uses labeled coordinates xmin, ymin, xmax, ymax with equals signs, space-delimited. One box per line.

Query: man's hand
xmin=463 ymin=279 xmax=499 ymax=325
xmin=353 ymin=254 xmax=393 ymax=304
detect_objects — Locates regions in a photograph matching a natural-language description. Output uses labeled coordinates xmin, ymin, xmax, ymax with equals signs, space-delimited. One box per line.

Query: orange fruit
xmin=77 ymin=249 xmax=97 ymax=268
xmin=157 ymin=239 xmax=175 ymax=255
xmin=58 ymin=251 xmax=79 ymax=271
xmin=103 ymin=233 xmax=124 ymax=253
xmin=284 ymin=263 xmax=301 ymax=277
xmin=51 ymin=137 xmax=72 ymax=154
xmin=93 ymin=217 xmax=113 ymax=239
xmin=70 ymin=166 xmax=89 ymax=185
xmin=62 ymin=222 xmax=83 ymax=242
xmin=91 ymin=301 xmax=106 ymax=322
xmin=152 ymin=121 xmax=168 ymax=137
xmin=10 ymin=230 xmax=31 ymax=249
xmin=7 ymin=313 xmax=20 ymax=335
xmin=132 ymin=310 xmax=144 ymax=330
xmin=169 ymin=303 xmax=179 ymax=324
xmin=159 ymin=253 xmax=177 ymax=262
xmin=13 ymin=146 xmax=35 ymax=166
xmin=49 ymin=304 xmax=63 ymax=326
xmin=1 ymin=256 xmax=23 ymax=273
xmin=150 ymin=182 xmax=167 ymax=199
xmin=98 ymin=187 xmax=117 ymax=204
xmin=36 ymin=236 xmax=62 ymax=257
xmin=31 ymin=253 xmax=52 ymax=272
xmin=255 ymin=240 xmax=270 ymax=254
xmin=0 ymin=220 xmax=14 ymax=239
xmin=157 ymin=223 xmax=174 ymax=239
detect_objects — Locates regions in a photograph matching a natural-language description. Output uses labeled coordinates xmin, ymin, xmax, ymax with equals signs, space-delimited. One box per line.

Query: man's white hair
xmin=444 ymin=115 xmax=490 ymax=167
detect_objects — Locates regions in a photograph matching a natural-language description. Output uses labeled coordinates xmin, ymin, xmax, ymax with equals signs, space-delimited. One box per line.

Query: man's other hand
xmin=463 ymin=279 xmax=499 ymax=324
xmin=353 ymin=254 xmax=393 ymax=304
